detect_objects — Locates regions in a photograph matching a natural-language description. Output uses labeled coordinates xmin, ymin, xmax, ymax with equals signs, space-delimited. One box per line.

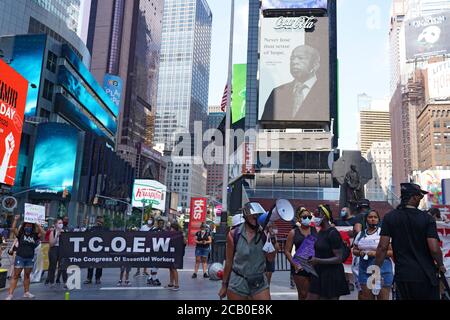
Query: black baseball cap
xmin=400 ymin=183 xmax=428 ymax=196
xmin=357 ymin=199 xmax=370 ymax=209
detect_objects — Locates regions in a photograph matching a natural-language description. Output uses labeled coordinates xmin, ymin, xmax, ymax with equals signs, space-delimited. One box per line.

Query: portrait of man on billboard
xmin=261 ymin=44 xmax=323 ymax=121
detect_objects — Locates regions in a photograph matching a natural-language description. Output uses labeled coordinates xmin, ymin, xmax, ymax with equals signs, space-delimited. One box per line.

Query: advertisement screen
xmin=0 ymin=59 xmax=28 ymax=186
xmin=132 ymin=179 xmax=167 ymax=211
xmin=30 ymin=123 xmax=79 ymax=195
xmin=405 ymin=13 xmax=450 ymax=60
xmin=187 ymin=197 xmax=207 ymax=246
xmin=261 ymin=0 xmax=328 ymax=10
xmin=103 ymin=74 xmax=123 ymax=110
xmin=258 ymin=16 xmax=330 ymax=123
xmin=0 ymin=34 xmax=46 ymax=117
xmin=428 ymin=60 xmax=450 ymax=99
xmin=231 ymin=64 xmax=247 ymax=124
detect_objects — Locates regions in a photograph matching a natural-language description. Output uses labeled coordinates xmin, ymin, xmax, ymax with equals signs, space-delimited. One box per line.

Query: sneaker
xmin=147 ymin=278 xmax=154 ymax=285
xmin=172 ymin=285 xmax=180 ymax=291
xmin=5 ymin=294 xmax=13 ymax=300
xmin=23 ymin=292 xmax=35 ymax=299
xmin=95 ymin=279 xmax=101 ymax=285
xmin=153 ymin=279 xmax=161 ymax=286
xmin=192 ymin=273 xmax=197 ymax=279
xmin=203 ymin=273 xmax=209 ymax=279
xmin=83 ymin=280 xmax=92 ymax=284
xmin=117 ymin=280 xmax=122 ymax=287
xmin=63 ymin=284 xmax=68 ymax=290
xmin=56 ymin=280 xmax=61 ymax=285
xmin=124 ymin=280 xmax=130 ymax=286
xmin=165 ymin=284 xmax=174 ymax=289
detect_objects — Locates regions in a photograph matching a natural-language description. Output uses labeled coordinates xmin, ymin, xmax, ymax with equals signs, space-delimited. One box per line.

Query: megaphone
xmin=260 ymin=199 xmax=295 ymax=229
xmin=208 ymin=262 xmax=224 ymax=281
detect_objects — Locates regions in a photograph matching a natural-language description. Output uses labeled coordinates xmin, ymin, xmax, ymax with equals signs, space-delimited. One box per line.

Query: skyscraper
xmin=32 ymin=0 xmax=81 ymax=33
xmin=87 ymin=0 xmax=166 ymax=181
xmin=206 ymin=106 xmax=225 ymax=200
xmin=154 ymin=0 xmax=212 ymax=151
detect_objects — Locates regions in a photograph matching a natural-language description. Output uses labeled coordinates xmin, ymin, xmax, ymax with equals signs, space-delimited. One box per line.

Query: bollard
xmin=65 ymin=291 xmax=70 ymax=300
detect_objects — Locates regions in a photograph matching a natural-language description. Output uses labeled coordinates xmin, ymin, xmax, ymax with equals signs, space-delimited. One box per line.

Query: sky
xmin=207 ymin=0 xmax=392 ymax=151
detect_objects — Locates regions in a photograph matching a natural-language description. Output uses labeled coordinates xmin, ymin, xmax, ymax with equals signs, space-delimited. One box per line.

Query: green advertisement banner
xmin=231 ymin=64 xmax=247 ymax=124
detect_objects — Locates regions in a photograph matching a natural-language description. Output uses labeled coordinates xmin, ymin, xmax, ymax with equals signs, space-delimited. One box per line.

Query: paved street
xmin=0 ymin=246 xmax=359 ymax=300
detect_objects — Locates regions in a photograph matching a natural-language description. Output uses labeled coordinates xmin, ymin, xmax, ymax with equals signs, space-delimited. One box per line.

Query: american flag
xmin=220 ymin=83 xmax=230 ymax=112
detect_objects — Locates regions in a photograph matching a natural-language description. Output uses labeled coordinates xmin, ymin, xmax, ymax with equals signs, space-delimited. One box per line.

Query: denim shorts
xmin=15 ymin=255 xmax=35 ymax=269
xmin=359 ymin=257 xmax=394 ymax=288
xmin=195 ymin=247 xmax=210 ymax=257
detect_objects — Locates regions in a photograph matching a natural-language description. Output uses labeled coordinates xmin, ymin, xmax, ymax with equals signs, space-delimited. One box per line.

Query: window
xmin=46 ymin=51 xmax=57 ymax=73
xmin=43 ymin=80 xmax=54 ymax=101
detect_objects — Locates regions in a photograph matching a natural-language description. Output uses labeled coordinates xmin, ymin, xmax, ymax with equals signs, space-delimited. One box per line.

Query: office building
xmin=206 ymin=106 xmax=225 ymax=200
xmin=365 ymin=141 xmax=393 ymax=198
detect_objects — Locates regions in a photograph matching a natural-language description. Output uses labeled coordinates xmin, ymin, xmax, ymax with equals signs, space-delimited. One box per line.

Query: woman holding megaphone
xmin=218 ymin=203 xmax=277 ymax=300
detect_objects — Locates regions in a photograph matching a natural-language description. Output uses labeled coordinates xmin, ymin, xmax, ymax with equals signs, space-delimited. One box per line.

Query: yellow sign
xmin=41 ymin=243 xmax=50 ymax=271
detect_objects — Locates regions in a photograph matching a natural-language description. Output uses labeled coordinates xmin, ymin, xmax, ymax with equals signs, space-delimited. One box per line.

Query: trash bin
xmin=0 ymin=269 xmax=7 ymax=289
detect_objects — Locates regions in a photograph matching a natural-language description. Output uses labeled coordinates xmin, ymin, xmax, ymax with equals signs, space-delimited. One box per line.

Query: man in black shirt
xmin=84 ymin=216 xmax=109 ymax=285
xmin=375 ymin=183 xmax=447 ymax=300
xmin=147 ymin=217 xmax=165 ymax=286
xmin=335 ymin=207 xmax=357 ymax=227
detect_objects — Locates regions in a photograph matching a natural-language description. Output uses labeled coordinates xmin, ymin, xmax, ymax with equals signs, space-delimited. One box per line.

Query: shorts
xmin=265 ymin=260 xmax=275 ymax=273
xmin=359 ymin=257 xmax=394 ymax=288
xmin=15 ymin=255 xmax=35 ymax=269
xmin=195 ymin=247 xmax=210 ymax=257
xmin=228 ymin=270 xmax=269 ymax=297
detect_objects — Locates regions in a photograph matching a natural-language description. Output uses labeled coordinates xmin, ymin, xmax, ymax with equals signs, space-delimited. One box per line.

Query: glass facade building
xmin=155 ymin=0 xmax=213 ymax=151
xmin=32 ymin=0 xmax=81 ymax=33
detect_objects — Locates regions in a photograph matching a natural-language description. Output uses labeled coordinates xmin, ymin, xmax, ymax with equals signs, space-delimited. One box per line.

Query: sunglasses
xmin=301 ymin=216 xmax=313 ymax=220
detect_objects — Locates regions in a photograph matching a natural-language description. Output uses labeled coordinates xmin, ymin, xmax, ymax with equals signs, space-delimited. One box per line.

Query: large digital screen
xmin=261 ymin=0 xmax=328 ymax=10
xmin=258 ymin=16 xmax=330 ymax=123
xmin=231 ymin=64 xmax=247 ymax=124
xmin=0 ymin=34 xmax=46 ymax=117
xmin=58 ymin=66 xmax=117 ymax=134
xmin=0 ymin=59 xmax=28 ymax=186
xmin=405 ymin=12 xmax=450 ymax=60
xmin=30 ymin=123 xmax=79 ymax=195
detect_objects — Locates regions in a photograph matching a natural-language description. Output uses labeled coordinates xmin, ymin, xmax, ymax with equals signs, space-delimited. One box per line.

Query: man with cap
xmin=375 ymin=183 xmax=446 ymax=300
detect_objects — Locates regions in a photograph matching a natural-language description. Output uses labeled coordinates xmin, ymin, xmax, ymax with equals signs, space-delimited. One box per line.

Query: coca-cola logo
xmin=274 ymin=16 xmax=316 ymax=30
xmin=135 ymin=187 xmax=163 ymax=201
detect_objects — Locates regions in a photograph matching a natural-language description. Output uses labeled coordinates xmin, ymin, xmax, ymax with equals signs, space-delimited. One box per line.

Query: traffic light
xmin=62 ymin=188 xmax=69 ymax=198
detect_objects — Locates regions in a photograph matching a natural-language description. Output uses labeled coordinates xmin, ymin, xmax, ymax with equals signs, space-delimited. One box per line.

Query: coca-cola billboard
xmin=132 ymin=179 xmax=167 ymax=211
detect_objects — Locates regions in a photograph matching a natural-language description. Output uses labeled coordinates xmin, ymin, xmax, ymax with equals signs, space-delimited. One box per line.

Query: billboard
xmin=405 ymin=13 xmax=450 ymax=60
xmin=187 ymin=197 xmax=207 ymax=245
xmin=30 ymin=123 xmax=79 ymax=196
xmin=231 ymin=64 xmax=247 ymax=124
xmin=0 ymin=59 xmax=28 ymax=186
xmin=0 ymin=34 xmax=46 ymax=117
xmin=258 ymin=16 xmax=330 ymax=123
xmin=132 ymin=179 xmax=167 ymax=211
xmin=413 ymin=170 xmax=450 ymax=208
xmin=261 ymin=0 xmax=328 ymax=10
xmin=428 ymin=60 xmax=450 ymax=99
xmin=103 ymin=74 xmax=123 ymax=110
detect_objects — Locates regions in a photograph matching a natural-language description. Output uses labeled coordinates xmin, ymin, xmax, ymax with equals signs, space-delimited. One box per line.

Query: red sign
xmin=0 ymin=59 xmax=28 ymax=186
xmin=242 ymin=142 xmax=255 ymax=175
xmin=188 ymin=197 xmax=207 ymax=246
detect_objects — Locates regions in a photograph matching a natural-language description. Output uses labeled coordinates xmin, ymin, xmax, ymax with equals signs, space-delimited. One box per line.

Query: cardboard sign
xmin=24 ymin=203 xmax=45 ymax=225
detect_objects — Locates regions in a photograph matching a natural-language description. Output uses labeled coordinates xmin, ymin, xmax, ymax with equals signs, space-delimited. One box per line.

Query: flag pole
xmin=220 ymin=0 xmax=234 ymax=227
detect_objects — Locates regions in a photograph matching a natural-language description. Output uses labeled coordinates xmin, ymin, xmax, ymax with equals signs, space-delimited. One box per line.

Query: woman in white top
xmin=352 ymin=210 xmax=393 ymax=300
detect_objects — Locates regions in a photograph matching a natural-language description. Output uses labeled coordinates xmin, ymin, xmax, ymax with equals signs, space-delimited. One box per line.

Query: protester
xmin=5 ymin=215 xmax=43 ymax=300
xmin=264 ymin=222 xmax=279 ymax=285
xmin=165 ymin=222 xmax=185 ymax=291
xmin=55 ymin=215 xmax=72 ymax=284
xmin=307 ymin=205 xmax=350 ymax=300
xmin=84 ymin=216 xmax=108 ymax=285
xmin=375 ymin=183 xmax=447 ymax=300
xmin=285 ymin=207 xmax=318 ymax=300
xmin=135 ymin=218 xmax=153 ymax=277
xmin=353 ymin=210 xmax=393 ymax=300
xmin=335 ymin=207 xmax=356 ymax=227
xmin=47 ymin=218 xmax=68 ymax=289
xmin=148 ymin=216 xmax=165 ymax=286
xmin=219 ymin=203 xmax=277 ymax=300
xmin=192 ymin=222 xmax=212 ymax=279
xmin=117 ymin=266 xmax=131 ymax=286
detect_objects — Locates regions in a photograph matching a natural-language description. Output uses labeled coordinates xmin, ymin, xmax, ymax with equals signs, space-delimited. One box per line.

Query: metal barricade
xmin=275 ymin=238 xmax=290 ymax=271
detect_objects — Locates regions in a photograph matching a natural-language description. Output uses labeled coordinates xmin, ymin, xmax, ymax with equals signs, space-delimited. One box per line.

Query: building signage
xmin=132 ymin=179 xmax=167 ymax=211
xmin=187 ymin=197 xmax=207 ymax=245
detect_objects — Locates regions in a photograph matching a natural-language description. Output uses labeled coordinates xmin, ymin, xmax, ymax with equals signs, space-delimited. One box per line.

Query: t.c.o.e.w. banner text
xmin=60 ymin=231 xmax=184 ymax=268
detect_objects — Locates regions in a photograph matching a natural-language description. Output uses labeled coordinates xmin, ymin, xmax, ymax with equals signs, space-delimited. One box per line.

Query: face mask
xmin=147 ymin=220 xmax=153 ymax=225
xmin=313 ymin=217 xmax=323 ymax=226
xmin=301 ymin=218 xmax=311 ymax=227
xmin=368 ymin=223 xmax=378 ymax=229
xmin=57 ymin=223 xmax=63 ymax=229
xmin=24 ymin=226 xmax=33 ymax=234
xmin=340 ymin=210 xmax=347 ymax=218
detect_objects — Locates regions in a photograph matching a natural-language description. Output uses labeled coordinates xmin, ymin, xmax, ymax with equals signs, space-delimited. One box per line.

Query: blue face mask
xmin=313 ymin=216 xmax=323 ymax=226
xmin=24 ymin=226 xmax=33 ymax=234
xmin=340 ymin=210 xmax=347 ymax=218
xmin=301 ymin=218 xmax=311 ymax=227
